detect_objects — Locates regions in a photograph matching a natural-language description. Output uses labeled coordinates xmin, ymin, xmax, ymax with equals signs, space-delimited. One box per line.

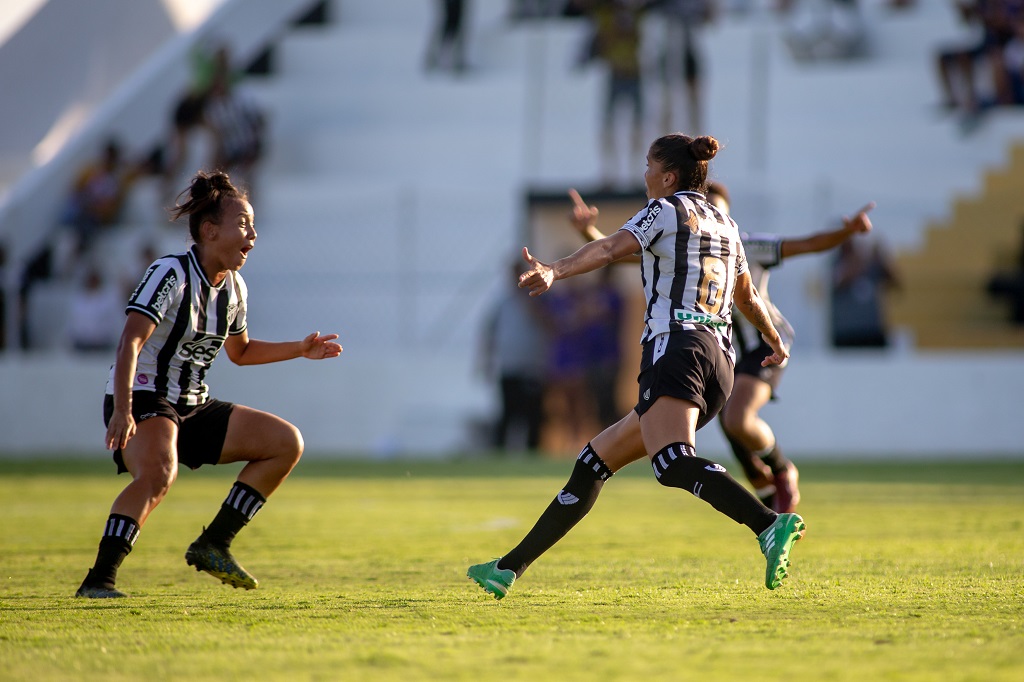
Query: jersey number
xmin=697 ymin=255 xmax=727 ymax=315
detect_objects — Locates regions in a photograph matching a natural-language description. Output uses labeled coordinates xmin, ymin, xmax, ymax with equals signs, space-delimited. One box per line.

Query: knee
xmin=136 ymin=462 xmax=177 ymax=502
xmin=275 ymin=423 xmax=304 ymax=468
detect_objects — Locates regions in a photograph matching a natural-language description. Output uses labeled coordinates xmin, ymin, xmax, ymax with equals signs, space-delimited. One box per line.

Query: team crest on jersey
xmin=226 ymin=302 xmax=239 ymax=322
xmin=636 ymin=202 xmax=662 ymax=233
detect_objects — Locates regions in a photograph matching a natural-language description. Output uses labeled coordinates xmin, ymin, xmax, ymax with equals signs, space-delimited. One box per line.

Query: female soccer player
xmin=468 ymin=134 xmax=805 ymax=600
xmin=564 ymin=181 xmax=876 ymax=513
xmin=76 ymin=171 xmax=342 ymax=598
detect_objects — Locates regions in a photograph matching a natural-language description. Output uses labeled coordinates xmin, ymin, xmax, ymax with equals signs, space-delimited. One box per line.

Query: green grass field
xmin=2 ymin=457 xmax=1022 ymax=681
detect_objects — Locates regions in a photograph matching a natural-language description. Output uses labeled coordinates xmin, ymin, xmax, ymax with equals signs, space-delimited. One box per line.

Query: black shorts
xmin=734 ymin=338 xmax=786 ymax=398
xmin=634 ymin=329 xmax=733 ymax=430
xmin=103 ymin=392 xmax=234 ymax=474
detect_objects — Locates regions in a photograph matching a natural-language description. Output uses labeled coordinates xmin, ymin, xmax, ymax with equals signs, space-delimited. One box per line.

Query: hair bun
xmin=690 ymin=136 xmax=720 ymax=162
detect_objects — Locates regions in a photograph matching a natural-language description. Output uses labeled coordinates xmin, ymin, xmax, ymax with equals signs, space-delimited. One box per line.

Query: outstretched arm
xmin=566 ymin=188 xmax=643 ymax=264
xmin=224 ymin=330 xmax=342 ymax=366
xmin=733 ymin=271 xmax=789 ymax=367
xmin=518 ymin=230 xmax=639 ymax=297
xmin=779 ymin=202 xmax=875 ymax=260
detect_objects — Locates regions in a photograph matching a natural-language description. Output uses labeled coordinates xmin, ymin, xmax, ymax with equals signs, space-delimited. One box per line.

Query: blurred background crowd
xmin=1 ymin=0 xmax=1022 ymax=457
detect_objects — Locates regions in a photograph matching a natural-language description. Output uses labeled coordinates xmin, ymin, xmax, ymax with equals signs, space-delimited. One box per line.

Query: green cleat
xmin=185 ymin=535 xmax=258 ymax=590
xmin=467 ymin=559 xmax=515 ymax=600
xmin=758 ymin=513 xmax=806 ymax=590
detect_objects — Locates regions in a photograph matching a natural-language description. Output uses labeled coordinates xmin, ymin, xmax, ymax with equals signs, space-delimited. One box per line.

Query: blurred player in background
xmin=468 ymin=133 xmax=804 ymax=600
xmin=714 ymin=185 xmax=875 ymax=513
xmin=76 ymin=171 xmax=342 ymax=598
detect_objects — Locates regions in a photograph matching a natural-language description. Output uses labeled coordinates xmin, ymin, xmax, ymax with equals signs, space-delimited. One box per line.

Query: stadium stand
xmin=1 ymin=0 xmax=1023 ymax=456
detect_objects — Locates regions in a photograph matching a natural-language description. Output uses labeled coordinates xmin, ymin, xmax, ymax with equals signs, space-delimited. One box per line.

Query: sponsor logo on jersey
xmin=674 ymin=310 xmax=727 ymax=328
xmin=151 ymin=271 xmax=178 ymax=311
xmin=635 ymin=201 xmax=662 ymax=233
xmin=177 ymin=334 xmax=224 ymax=365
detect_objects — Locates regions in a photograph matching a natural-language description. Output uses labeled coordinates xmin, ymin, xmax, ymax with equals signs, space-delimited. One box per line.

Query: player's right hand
xmin=518 ymin=246 xmax=555 ymax=296
xmin=105 ymin=411 xmax=136 ymax=451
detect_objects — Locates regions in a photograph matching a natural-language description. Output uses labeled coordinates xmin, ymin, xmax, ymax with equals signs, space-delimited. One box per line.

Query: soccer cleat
xmin=75 ymin=583 xmax=127 ymax=599
xmin=467 ymin=559 xmax=516 ymax=600
xmin=185 ymin=535 xmax=258 ymax=590
xmin=758 ymin=513 xmax=806 ymax=590
xmin=773 ymin=462 xmax=801 ymax=514
xmin=75 ymin=569 xmax=127 ymax=598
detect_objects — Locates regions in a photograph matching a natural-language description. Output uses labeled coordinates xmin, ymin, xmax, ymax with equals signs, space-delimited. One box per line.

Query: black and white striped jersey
xmin=732 ymin=233 xmax=795 ymax=360
xmin=618 ymin=191 xmax=747 ymax=362
xmin=106 ymin=245 xmax=248 ymax=406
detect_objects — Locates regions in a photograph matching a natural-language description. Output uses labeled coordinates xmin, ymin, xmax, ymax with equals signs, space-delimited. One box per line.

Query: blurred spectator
xmin=480 ymin=258 xmax=552 ymax=451
xmin=203 ymin=68 xmax=267 ymax=196
xmin=17 ymin=243 xmax=55 ymax=350
xmin=67 ymin=266 xmax=123 ymax=354
xmin=649 ymin=0 xmax=717 ymax=134
xmin=829 ymin=237 xmax=900 ymax=348
xmin=986 ymin=221 xmax=1024 ymax=324
xmin=578 ymin=269 xmax=625 ymax=429
xmin=935 ymin=0 xmax=1024 ymax=128
xmin=542 ymin=278 xmax=594 ymax=449
xmin=60 ymin=138 xmax=146 ymax=257
xmin=779 ymin=0 xmax=869 ymax=62
xmin=583 ymin=0 xmax=648 ymax=188
xmin=425 ymin=0 xmax=470 ymax=74
xmin=163 ymin=43 xmax=235 ymax=200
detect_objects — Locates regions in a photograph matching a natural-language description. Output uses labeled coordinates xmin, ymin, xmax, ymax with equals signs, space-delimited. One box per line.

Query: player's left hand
xmin=568 ymin=188 xmax=599 ymax=236
xmin=760 ymin=334 xmax=790 ymax=367
xmin=301 ymin=332 xmax=342 ymax=359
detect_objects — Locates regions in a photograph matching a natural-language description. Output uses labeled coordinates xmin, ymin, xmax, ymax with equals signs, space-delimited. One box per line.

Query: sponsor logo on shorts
xmin=138 ymin=412 xmax=158 ymax=421
xmin=705 ymin=463 xmax=727 ymax=473
xmin=643 ymin=389 xmax=651 ymax=401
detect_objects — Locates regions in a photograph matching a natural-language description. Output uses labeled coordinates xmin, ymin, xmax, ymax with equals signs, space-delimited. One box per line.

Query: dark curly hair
xmin=648 ymin=134 xmax=720 ymax=194
xmin=170 ymin=171 xmax=247 ymax=243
